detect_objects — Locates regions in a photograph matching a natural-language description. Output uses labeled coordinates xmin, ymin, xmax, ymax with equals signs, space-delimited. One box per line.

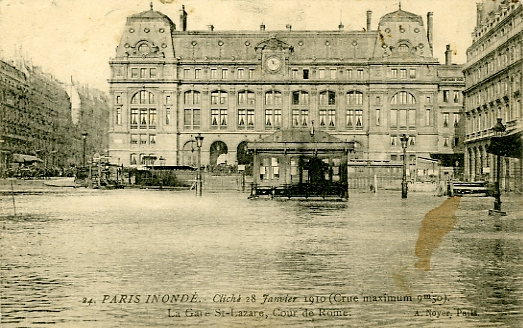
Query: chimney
xmin=366 ymin=10 xmax=372 ymax=31
xmin=207 ymin=24 xmax=214 ymax=32
xmin=286 ymin=24 xmax=292 ymax=31
xmin=445 ymin=44 xmax=452 ymax=65
xmin=476 ymin=3 xmax=484 ymax=27
xmin=179 ymin=5 xmax=187 ymax=31
xmin=260 ymin=23 xmax=265 ymax=32
xmin=427 ymin=12 xmax=433 ymax=52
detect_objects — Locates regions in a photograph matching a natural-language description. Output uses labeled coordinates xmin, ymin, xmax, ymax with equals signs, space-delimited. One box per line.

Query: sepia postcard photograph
xmin=1 ymin=0 xmax=522 ymax=326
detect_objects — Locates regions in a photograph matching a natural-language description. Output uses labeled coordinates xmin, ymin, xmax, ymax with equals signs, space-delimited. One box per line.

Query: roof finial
xmin=150 ymin=2 xmax=153 ymax=10
xmin=399 ymin=0 xmax=402 ymax=10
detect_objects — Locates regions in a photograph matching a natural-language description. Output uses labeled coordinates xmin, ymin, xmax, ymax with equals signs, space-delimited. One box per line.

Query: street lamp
xmin=195 ymin=133 xmax=204 ymax=196
xmin=400 ymin=134 xmax=409 ymax=199
xmin=82 ymin=132 xmax=88 ymax=167
xmin=489 ymin=118 xmax=506 ymax=216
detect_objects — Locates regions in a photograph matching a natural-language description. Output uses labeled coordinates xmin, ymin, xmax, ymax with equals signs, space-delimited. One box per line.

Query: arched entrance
xmin=181 ymin=140 xmax=197 ymax=167
xmin=210 ymin=141 xmax=228 ymax=166
xmin=236 ymin=141 xmax=252 ymax=165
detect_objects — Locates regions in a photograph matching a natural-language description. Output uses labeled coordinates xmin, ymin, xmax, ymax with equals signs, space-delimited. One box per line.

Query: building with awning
xmin=486 ymin=129 xmax=523 ymax=159
xmin=462 ymin=1 xmax=522 ymax=190
xmin=247 ymin=129 xmax=353 ymax=199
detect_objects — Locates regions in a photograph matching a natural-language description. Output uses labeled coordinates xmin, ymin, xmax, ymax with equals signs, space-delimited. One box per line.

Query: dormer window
xmin=398 ymin=44 xmax=409 ymax=54
xmin=138 ymin=43 xmax=150 ymax=54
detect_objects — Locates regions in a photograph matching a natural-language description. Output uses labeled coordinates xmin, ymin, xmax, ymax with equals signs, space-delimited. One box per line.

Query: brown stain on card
xmin=414 ymin=196 xmax=461 ymax=271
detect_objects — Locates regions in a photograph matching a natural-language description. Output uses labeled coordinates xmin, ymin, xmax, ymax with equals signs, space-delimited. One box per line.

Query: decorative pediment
xmin=126 ymin=40 xmax=164 ymax=58
xmin=255 ymin=36 xmax=294 ymax=53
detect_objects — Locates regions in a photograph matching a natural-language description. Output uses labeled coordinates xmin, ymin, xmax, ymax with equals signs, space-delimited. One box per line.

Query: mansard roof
xmin=129 ymin=9 xmax=176 ymax=28
xmin=172 ymin=31 xmax=375 ymax=61
xmin=380 ymin=9 xmax=424 ymax=25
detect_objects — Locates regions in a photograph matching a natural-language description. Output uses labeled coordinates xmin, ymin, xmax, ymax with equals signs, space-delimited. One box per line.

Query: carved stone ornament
xmin=126 ymin=41 xmax=162 ymax=58
xmin=254 ymin=36 xmax=294 ymax=53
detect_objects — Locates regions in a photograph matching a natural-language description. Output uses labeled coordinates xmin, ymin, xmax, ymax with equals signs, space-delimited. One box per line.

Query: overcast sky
xmin=0 ymin=0 xmax=478 ymax=92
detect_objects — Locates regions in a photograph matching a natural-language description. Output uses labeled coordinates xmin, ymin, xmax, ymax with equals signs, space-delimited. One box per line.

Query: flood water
xmin=1 ymin=189 xmax=522 ymax=327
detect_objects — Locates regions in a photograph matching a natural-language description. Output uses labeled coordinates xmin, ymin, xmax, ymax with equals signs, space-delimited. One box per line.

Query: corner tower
xmin=373 ymin=6 xmax=434 ymax=60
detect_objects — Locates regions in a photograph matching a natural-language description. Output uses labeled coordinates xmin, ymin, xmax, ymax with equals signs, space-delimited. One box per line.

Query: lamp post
xmin=82 ymin=132 xmax=88 ymax=167
xmin=400 ymin=134 xmax=409 ymax=199
xmin=195 ymin=133 xmax=204 ymax=196
xmin=489 ymin=118 xmax=506 ymax=216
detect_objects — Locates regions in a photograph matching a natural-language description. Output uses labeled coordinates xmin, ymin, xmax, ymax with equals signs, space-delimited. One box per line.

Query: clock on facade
xmin=266 ymin=56 xmax=282 ymax=72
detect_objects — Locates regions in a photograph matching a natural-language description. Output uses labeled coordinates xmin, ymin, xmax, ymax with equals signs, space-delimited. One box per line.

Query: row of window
xmin=130 ymin=134 xmax=156 ymax=145
xmin=119 ymin=90 xmax=430 ymax=107
xmin=118 ymin=108 xmax=457 ymax=130
xmin=442 ymin=90 xmax=461 ymax=103
xmin=130 ymin=153 xmax=156 ymax=165
xmin=118 ymin=107 xmax=457 ymax=130
xmin=186 ymin=90 xmax=363 ymax=106
xmin=128 ymin=66 xmax=429 ymax=81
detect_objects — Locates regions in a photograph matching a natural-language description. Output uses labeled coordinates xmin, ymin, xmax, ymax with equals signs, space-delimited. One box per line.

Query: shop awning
xmin=486 ymin=128 xmax=523 ymax=158
xmin=429 ymin=153 xmax=464 ymax=167
xmin=12 ymin=153 xmax=43 ymax=163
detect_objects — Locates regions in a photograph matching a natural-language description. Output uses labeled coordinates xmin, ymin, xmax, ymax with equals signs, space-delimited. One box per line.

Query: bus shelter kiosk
xmin=247 ymin=129 xmax=354 ymax=200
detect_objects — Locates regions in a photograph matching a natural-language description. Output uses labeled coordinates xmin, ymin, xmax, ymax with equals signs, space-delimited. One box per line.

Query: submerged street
xmin=1 ymin=189 xmax=522 ymax=327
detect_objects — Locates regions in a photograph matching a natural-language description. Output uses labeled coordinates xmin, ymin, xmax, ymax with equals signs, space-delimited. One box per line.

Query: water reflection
xmin=1 ymin=191 xmax=521 ymax=327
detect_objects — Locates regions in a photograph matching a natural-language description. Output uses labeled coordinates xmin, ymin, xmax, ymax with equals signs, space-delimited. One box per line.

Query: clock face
xmin=266 ymin=56 xmax=282 ymax=72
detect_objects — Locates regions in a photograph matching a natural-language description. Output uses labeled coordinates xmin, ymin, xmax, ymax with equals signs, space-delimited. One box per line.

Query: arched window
xmin=184 ymin=91 xmax=201 ymax=129
xmin=184 ymin=91 xmax=200 ymax=105
xmin=131 ymin=90 xmax=155 ymax=104
xmin=347 ymin=91 xmax=363 ymax=105
xmin=265 ymin=91 xmax=282 ymax=129
xmin=319 ymin=91 xmax=336 ymax=105
xmin=390 ymin=91 xmax=417 ymax=130
xmin=291 ymin=91 xmax=309 ymax=127
xmin=318 ymin=91 xmax=336 ymax=129
xmin=130 ymin=90 xmax=157 ymax=130
xmin=391 ymin=91 xmax=416 ymax=105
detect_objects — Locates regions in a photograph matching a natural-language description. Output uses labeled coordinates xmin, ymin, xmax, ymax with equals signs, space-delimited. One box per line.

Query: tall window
xmin=116 ymin=107 xmax=122 ymax=125
xmin=318 ymin=91 xmax=336 ymax=128
xmin=425 ymin=108 xmax=431 ymax=126
xmin=265 ymin=91 xmax=282 ymax=129
xmin=210 ymin=91 xmax=227 ymax=129
xmin=184 ymin=91 xmax=201 ymax=129
xmin=330 ymin=69 xmax=337 ymax=80
xmin=443 ymin=113 xmax=449 ymax=127
xmin=443 ymin=90 xmax=450 ymax=103
xmin=390 ymin=91 xmax=416 ymax=130
xmin=453 ymin=113 xmax=460 ymax=127
xmin=238 ymin=90 xmax=255 ymax=129
xmin=292 ymin=91 xmax=310 ymax=127
xmin=130 ymin=90 xmax=156 ymax=130
xmin=346 ymin=91 xmax=363 ymax=130
xmin=453 ymin=91 xmax=460 ymax=103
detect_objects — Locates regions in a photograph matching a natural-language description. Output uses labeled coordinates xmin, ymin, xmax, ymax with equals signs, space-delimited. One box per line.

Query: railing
xmin=250 ymin=182 xmax=348 ymax=199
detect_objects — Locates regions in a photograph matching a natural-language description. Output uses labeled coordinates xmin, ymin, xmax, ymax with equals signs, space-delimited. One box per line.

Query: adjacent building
xmin=463 ymin=0 xmax=523 ymax=190
xmin=0 ymin=58 xmax=111 ymax=174
xmin=108 ymin=4 xmax=464 ymax=181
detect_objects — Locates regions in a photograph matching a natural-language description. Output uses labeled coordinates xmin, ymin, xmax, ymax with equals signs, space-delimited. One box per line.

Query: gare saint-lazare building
xmin=107 ymin=3 xmax=465 ymax=192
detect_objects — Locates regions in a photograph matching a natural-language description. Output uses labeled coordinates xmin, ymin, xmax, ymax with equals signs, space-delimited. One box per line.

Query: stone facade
xmin=108 ymin=4 xmax=464 ymax=178
xmin=0 ymin=59 xmax=110 ymax=173
xmin=463 ymin=0 xmax=523 ymax=190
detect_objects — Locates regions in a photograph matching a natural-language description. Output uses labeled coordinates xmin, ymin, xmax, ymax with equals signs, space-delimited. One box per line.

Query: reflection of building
xmin=0 ymin=58 xmax=110 ymax=173
xmin=463 ymin=0 xmax=523 ymax=190
xmin=108 ymin=4 xmax=464 ymax=178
